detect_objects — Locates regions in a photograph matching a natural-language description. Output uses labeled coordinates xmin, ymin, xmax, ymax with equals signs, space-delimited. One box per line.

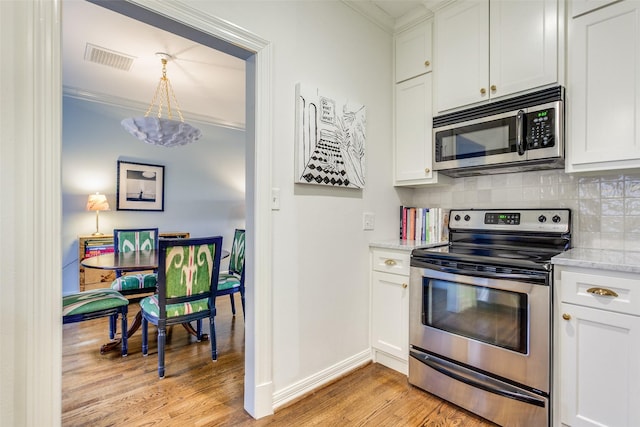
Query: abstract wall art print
xmin=295 ymin=83 xmax=366 ymax=188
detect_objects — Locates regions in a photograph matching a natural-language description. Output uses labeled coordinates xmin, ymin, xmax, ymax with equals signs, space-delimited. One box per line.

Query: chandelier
xmin=121 ymin=53 xmax=201 ymax=147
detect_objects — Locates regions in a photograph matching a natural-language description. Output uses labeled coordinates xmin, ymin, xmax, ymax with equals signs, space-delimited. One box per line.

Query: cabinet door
xmin=490 ymin=0 xmax=557 ymax=99
xmin=434 ymin=0 xmax=489 ymax=112
xmin=394 ymin=73 xmax=434 ymax=183
xmin=395 ymin=20 xmax=432 ymax=83
xmin=559 ymin=302 xmax=640 ymax=427
xmin=568 ymin=1 xmax=640 ymax=171
xmin=371 ymin=270 xmax=409 ymax=361
xmin=571 ymin=0 xmax=619 ymax=17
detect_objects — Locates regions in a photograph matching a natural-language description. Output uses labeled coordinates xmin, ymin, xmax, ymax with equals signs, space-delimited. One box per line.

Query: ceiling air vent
xmin=84 ymin=43 xmax=135 ymax=71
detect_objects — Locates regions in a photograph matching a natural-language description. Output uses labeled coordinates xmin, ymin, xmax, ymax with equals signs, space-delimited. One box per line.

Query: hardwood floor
xmin=62 ymin=297 xmax=496 ymax=426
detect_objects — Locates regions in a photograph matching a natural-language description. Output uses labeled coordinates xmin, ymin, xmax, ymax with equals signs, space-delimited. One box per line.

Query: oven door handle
xmin=410 ymin=350 xmax=546 ymax=408
xmin=421 ymin=263 xmax=546 ymax=282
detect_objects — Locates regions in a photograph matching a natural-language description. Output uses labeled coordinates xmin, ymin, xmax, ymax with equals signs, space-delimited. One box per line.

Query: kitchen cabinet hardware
xmin=424 ymin=168 xmax=430 ymax=173
xmin=480 ymin=88 xmax=487 ymax=95
xmin=490 ymin=84 xmax=497 ymax=91
xmin=562 ymin=313 xmax=571 ymax=320
xmin=587 ymin=287 xmax=619 ymax=298
xmin=424 ymin=60 xmax=430 ymax=67
xmin=384 ymin=259 xmax=397 ymax=266
xmin=402 ymin=283 xmax=408 ymax=289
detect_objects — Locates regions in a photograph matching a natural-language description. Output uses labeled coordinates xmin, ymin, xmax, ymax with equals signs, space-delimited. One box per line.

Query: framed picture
xmin=116 ymin=160 xmax=165 ymax=211
xmin=295 ymin=83 xmax=366 ymax=189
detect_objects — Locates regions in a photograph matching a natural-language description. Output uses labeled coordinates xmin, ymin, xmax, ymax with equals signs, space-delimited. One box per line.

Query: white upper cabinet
xmin=395 ymin=73 xmax=435 ymax=183
xmin=570 ymin=0 xmax=619 ymax=17
xmin=395 ymin=20 xmax=433 ymax=83
xmin=434 ymin=0 xmax=489 ymax=112
xmin=434 ymin=0 xmax=558 ymax=113
xmin=489 ymin=0 xmax=558 ymax=99
xmin=393 ymin=19 xmax=450 ymax=186
xmin=567 ymin=0 xmax=640 ymax=173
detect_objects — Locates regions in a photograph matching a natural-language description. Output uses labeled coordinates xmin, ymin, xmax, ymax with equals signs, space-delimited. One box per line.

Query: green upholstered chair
xmin=62 ymin=289 xmax=129 ymax=357
xmin=217 ymin=229 xmax=245 ymax=317
xmin=109 ymin=228 xmax=158 ymax=338
xmin=140 ymin=236 xmax=223 ymax=378
xmin=110 ymin=227 xmax=159 ymax=293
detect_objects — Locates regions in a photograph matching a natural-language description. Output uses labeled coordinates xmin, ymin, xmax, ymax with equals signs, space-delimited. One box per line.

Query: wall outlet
xmin=363 ymin=212 xmax=375 ymax=230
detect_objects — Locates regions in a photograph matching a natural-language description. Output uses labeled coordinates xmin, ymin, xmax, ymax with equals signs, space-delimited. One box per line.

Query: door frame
xmin=1 ymin=0 xmax=274 ymax=422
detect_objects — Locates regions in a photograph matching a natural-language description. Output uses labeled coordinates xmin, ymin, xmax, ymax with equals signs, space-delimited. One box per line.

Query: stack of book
xmin=84 ymin=239 xmax=114 ymax=258
xmin=399 ymin=206 xmax=449 ymax=243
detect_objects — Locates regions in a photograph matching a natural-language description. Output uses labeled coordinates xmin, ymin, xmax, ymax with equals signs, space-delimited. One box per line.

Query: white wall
xmin=188 ymin=1 xmax=400 ymax=396
xmin=62 ymin=96 xmax=246 ymax=294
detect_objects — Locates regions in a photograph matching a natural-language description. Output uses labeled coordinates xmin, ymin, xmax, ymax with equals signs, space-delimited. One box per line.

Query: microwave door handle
xmin=516 ymin=110 xmax=525 ymax=155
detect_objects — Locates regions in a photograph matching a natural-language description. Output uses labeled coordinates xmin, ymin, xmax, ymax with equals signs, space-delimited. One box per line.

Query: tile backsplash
xmin=411 ymin=170 xmax=640 ymax=251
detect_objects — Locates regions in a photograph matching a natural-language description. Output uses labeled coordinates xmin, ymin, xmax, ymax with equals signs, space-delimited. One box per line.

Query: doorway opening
xmin=61 ymin=0 xmax=273 ymax=418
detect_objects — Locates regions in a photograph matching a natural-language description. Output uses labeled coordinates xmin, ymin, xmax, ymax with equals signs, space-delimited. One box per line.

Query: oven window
xmin=422 ymin=278 xmax=528 ymax=354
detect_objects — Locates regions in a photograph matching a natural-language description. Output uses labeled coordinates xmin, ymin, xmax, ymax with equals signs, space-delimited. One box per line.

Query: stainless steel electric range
xmin=409 ymin=208 xmax=571 ymax=427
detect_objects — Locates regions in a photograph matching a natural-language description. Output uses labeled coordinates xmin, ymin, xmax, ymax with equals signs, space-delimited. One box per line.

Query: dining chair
xmin=109 ymin=227 xmax=158 ymax=337
xmin=62 ymin=289 xmax=129 ymax=356
xmin=140 ymin=236 xmax=223 ymax=378
xmin=217 ymin=229 xmax=246 ymax=317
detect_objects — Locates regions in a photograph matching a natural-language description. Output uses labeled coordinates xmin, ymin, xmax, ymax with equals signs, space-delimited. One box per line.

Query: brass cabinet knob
xmin=424 ymin=168 xmax=431 ymax=173
xmin=480 ymin=88 xmax=487 ymax=95
xmin=562 ymin=313 xmax=571 ymax=320
xmin=490 ymin=84 xmax=497 ymax=91
xmin=384 ymin=259 xmax=397 ymax=266
xmin=402 ymin=283 xmax=408 ymax=289
xmin=587 ymin=287 xmax=619 ymax=297
xmin=425 ymin=60 xmax=431 ymax=67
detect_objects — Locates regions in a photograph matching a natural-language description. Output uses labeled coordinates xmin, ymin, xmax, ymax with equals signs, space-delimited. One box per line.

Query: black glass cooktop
xmin=412 ymin=244 xmax=562 ymax=270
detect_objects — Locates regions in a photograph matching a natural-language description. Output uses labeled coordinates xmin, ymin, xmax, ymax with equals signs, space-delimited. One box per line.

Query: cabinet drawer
xmin=560 ymin=269 xmax=640 ymax=316
xmin=372 ymin=249 xmax=410 ymax=276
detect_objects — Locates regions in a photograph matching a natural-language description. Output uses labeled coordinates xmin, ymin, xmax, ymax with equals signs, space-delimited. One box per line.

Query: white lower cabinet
xmin=555 ymin=267 xmax=640 ymax=426
xmin=370 ymin=248 xmax=410 ymax=374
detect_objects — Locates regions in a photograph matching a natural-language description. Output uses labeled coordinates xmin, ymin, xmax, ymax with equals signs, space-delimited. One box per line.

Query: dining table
xmin=81 ymin=248 xmax=230 ymax=354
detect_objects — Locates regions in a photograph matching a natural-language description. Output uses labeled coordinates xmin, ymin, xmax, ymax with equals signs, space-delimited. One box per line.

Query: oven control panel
xmin=449 ymin=209 xmax=571 ymax=233
xmin=485 ymin=212 xmax=520 ymax=225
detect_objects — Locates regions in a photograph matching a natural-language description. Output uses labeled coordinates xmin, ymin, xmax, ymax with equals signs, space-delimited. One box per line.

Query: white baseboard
xmin=372 ymin=349 xmax=408 ymax=375
xmin=272 ymin=349 xmax=372 ymax=410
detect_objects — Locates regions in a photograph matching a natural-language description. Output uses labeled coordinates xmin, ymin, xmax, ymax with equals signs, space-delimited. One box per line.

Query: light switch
xmin=271 ymin=188 xmax=280 ymax=210
xmin=363 ymin=212 xmax=375 ymax=230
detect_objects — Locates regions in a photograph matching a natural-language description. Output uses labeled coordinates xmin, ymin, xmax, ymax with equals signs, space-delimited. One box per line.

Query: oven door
xmin=409 ymin=262 xmax=551 ymax=394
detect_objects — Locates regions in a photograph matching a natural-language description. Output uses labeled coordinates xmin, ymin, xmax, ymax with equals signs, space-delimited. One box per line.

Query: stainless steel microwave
xmin=433 ymin=86 xmax=564 ymax=177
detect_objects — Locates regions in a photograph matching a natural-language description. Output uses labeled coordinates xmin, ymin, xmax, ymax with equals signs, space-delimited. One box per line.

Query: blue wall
xmin=62 ymin=96 xmax=246 ymax=294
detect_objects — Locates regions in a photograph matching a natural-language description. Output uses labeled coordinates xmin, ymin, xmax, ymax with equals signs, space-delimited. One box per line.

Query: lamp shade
xmin=86 ymin=193 xmax=110 ymax=211
xmin=121 ymin=117 xmax=201 ymax=147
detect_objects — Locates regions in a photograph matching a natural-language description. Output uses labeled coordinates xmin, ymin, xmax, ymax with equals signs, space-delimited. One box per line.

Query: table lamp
xmin=86 ymin=193 xmax=110 ymax=236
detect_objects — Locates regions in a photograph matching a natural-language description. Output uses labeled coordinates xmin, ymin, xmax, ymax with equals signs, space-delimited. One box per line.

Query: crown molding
xmin=341 ymin=1 xmax=395 ymax=33
xmin=63 ymin=85 xmax=245 ymax=131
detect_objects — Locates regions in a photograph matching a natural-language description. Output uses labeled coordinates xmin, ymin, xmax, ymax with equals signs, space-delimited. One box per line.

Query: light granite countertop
xmin=552 ymin=248 xmax=640 ymax=274
xmin=369 ymin=239 xmax=448 ymax=252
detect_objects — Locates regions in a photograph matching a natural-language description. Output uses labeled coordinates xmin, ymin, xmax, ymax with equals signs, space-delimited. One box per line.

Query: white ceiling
xmin=62 ymin=1 xmax=426 ymax=130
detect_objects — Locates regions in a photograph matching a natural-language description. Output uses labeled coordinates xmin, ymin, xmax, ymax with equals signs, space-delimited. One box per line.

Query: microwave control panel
xmin=526 ymin=108 xmax=555 ymax=149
